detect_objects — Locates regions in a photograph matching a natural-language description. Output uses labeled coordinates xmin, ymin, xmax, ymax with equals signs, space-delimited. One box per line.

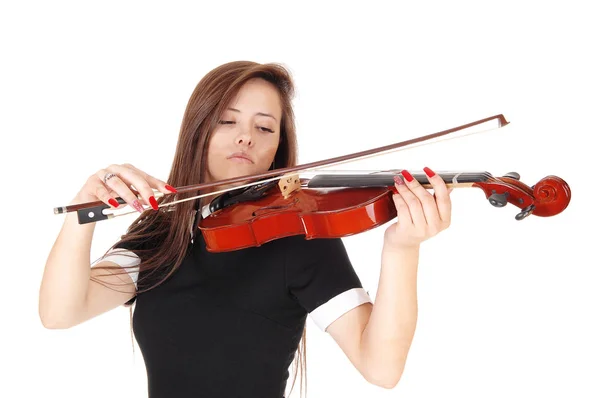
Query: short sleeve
xmin=91 ymin=248 xmax=140 ymax=288
xmin=91 ymin=238 xmax=146 ymax=307
xmin=285 ymin=237 xmax=372 ymax=332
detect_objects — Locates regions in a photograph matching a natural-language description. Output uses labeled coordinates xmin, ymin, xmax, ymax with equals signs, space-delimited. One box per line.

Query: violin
xmin=54 ymin=114 xmax=571 ymax=252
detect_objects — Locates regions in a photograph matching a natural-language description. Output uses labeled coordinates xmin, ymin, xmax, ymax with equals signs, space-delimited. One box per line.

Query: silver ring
xmin=103 ymin=172 xmax=117 ymax=184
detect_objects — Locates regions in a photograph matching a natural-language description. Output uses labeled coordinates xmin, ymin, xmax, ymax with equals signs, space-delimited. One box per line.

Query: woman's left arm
xmin=327 ymin=167 xmax=452 ymax=388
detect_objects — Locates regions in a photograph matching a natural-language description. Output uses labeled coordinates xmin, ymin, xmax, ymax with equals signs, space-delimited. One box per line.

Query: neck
xmin=306 ymin=171 xmax=492 ymax=189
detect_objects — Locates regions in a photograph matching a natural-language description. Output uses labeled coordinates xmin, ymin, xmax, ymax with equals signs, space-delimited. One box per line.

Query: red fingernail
xmin=424 ymin=167 xmax=435 ymax=177
xmin=165 ymin=184 xmax=178 ymax=193
xmin=109 ymin=198 xmax=119 ymax=208
xmin=149 ymin=196 xmax=158 ymax=210
xmin=401 ymin=170 xmax=414 ymax=182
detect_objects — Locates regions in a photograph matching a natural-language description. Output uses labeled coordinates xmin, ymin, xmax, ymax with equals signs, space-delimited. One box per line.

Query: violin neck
xmin=306 ymin=171 xmax=490 ymax=189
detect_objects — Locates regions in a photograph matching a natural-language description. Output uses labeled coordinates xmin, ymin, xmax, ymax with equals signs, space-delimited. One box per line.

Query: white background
xmin=2 ymin=1 xmax=598 ymax=397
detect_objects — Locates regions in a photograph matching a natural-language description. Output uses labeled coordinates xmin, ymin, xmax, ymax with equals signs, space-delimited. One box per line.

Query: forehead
xmin=228 ymin=78 xmax=282 ymax=117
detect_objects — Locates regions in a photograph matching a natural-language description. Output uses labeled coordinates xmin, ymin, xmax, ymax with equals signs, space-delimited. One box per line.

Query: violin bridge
xmin=278 ymin=173 xmax=301 ymax=199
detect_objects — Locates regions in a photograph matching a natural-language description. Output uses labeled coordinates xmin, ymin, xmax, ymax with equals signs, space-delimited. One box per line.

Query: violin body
xmin=199 ymin=180 xmax=397 ymax=252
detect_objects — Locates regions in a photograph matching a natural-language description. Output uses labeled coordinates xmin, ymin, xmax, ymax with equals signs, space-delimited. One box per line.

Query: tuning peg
xmin=488 ymin=190 xmax=509 ymax=207
xmin=503 ymin=172 xmax=520 ymax=180
xmin=515 ymin=204 xmax=535 ymax=220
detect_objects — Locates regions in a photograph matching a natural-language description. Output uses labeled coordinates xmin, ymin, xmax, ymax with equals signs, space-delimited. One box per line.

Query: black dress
xmin=101 ymin=217 xmax=372 ymax=398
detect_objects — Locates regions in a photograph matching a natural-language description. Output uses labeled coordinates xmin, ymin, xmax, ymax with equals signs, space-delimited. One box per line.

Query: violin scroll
xmin=474 ymin=173 xmax=571 ymax=220
xmin=530 ymin=175 xmax=571 ymax=217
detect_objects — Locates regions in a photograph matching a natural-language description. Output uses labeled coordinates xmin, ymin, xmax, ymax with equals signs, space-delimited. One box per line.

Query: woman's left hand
xmin=384 ymin=167 xmax=453 ymax=250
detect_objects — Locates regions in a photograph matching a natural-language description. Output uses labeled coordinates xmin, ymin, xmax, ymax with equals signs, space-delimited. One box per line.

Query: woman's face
xmin=205 ymin=78 xmax=282 ymax=189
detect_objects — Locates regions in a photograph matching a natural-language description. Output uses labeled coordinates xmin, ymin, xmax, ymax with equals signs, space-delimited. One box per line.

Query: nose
xmin=234 ymin=124 xmax=253 ymax=147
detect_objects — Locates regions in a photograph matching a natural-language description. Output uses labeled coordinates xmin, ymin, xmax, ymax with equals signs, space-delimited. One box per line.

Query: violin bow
xmin=55 ymin=114 xmax=510 ymax=223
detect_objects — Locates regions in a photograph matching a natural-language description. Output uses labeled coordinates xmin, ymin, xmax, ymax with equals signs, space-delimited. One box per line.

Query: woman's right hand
xmin=73 ymin=163 xmax=178 ymax=213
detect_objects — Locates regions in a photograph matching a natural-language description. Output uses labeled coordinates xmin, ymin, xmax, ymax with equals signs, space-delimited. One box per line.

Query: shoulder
xmin=281 ymin=236 xmax=371 ymax=332
xmin=283 ymin=236 xmax=359 ymax=300
xmin=282 ymin=235 xmax=350 ymax=262
xmin=282 ymin=236 xmax=352 ymax=280
xmin=112 ymin=214 xmax=170 ymax=257
xmin=94 ymin=217 xmax=167 ymax=286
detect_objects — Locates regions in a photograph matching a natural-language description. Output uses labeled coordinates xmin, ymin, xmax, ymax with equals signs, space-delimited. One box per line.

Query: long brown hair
xmin=92 ymin=61 xmax=306 ymax=397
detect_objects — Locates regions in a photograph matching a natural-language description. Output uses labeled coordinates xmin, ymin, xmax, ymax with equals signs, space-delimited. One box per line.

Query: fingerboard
xmin=306 ymin=172 xmax=491 ymax=188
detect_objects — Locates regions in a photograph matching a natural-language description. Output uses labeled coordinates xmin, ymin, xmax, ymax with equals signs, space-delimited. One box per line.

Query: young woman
xmin=39 ymin=61 xmax=452 ymax=398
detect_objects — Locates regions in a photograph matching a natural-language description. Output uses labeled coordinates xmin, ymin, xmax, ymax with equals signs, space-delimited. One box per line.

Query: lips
xmin=227 ymin=152 xmax=254 ymax=163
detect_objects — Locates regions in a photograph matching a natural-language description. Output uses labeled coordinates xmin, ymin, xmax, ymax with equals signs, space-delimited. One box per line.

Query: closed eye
xmin=218 ymin=120 xmax=274 ymax=133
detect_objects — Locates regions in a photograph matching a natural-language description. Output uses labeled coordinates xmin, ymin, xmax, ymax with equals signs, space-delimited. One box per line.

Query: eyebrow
xmin=227 ymin=107 xmax=277 ymax=121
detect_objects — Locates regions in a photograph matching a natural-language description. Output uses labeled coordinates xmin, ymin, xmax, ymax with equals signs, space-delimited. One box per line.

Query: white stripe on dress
xmin=309 ymin=287 xmax=372 ymax=332
xmin=92 ymin=248 xmax=140 ymax=287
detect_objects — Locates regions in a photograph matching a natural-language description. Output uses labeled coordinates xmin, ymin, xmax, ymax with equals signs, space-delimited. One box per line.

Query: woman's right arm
xmin=38 ymin=165 xmax=173 ymax=329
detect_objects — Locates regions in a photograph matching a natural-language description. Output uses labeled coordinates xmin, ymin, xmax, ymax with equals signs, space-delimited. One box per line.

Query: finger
xmin=89 ymin=175 xmax=121 ymax=209
xmin=423 ymin=167 xmax=452 ymax=225
xmin=395 ymin=173 xmax=427 ymax=227
xmin=96 ymin=169 xmax=146 ymax=213
xmin=434 ymin=187 xmax=453 ymax=199
xmin=399 ymin=170 xmax=434 ymax=225
xmin=391 ymin=191 xmax=413 ymax=228
xmin=106 ymin=165 xmax=159 ymax=211
xmin=121 ymin=163 xmax=177 ymax=195
xmin=105 ymin=187 xmax=122 ymax=207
